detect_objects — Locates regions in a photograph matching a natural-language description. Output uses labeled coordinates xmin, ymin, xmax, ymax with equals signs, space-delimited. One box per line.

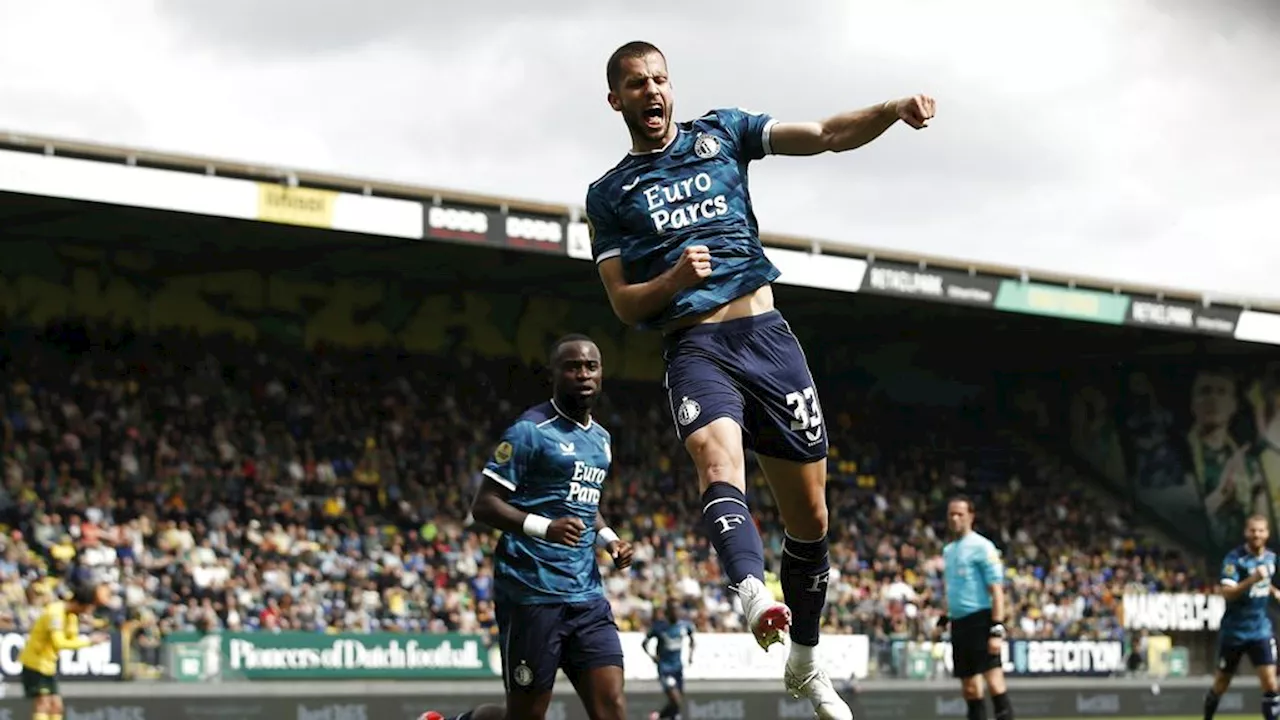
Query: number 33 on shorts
xmin=785 ymin=386 xmax=824 ymax=442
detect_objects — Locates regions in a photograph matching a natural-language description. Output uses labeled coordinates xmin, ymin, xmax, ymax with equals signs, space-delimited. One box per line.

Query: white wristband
xmin=597 ymin=527 xmax=620 ymax=547
xmin=522 ymin=514 xmax=552 ymax=539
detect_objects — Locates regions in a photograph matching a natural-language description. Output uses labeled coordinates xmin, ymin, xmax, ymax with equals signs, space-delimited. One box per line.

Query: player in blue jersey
xmin=424 ymin=335 xmax=634 ymax=720
xmin=584 ymin=39 xmax=935 ymax=720
xmin=643 ymin=600 xmax=697 ymax=720
xmin=933 ymin=496 xmax=1014 ymax=720
xmin=1204 ymin=514 xmax=1280 ymax=720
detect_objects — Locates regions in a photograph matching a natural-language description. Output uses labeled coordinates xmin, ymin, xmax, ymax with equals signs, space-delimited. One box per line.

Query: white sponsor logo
xmin=869 ymin=267 xmax=994 ymax=304
xmin=643 ymin=172 xmax=729 ymax=233
xmin=1122 ymin=592 xmax=1225 ymax=631
xmin=570 ymin=461 xmax=607 ymax=485
xmin=505 ymin=216 xmax=562 ymax=245
xmin=0 ymin=633 xmax=120 ymax=678
xmin=1023 ymin=640 xmax=1125 ymax=674
xmin=567 ymin=482 xmax=601 ymax=505
xmin=1132 ymin=301 xmax=1195 ymax=328
xmin=428 ymin=206 xmax=488 ymax=235
xmin=225 ymin=637 xmax=485 ymax=672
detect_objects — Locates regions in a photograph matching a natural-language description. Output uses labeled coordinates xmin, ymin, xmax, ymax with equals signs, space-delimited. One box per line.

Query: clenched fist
xmin=671 ymin=245 xmax=712 ymax=289
xmin=893 ymin=95 xmax=936 ymax=129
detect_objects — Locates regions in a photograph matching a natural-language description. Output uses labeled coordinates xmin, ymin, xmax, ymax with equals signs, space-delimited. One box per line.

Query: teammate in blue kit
xmin=644 ymin=600 xmax=697 ymax=720
xmin=424 ymin=335 xmax=634 ymax=720
xmin=1204 ymin=514 xmax=1280 ymax=720
xmin=585 ymin=40 xmax=935 ymax=720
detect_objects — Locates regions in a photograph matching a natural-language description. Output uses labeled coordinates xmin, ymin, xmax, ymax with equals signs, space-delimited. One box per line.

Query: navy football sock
xmin=1203 ymin=689 xmax=1219 ymax=720
xmin=781 ymin=533 xmax=830 ymax=648
xmin=967 ymin=698 xmax=987 ymax=720
xmin=1263 ymin=691 xmax=1279 ymax=720
xmin=700 ymin=482 xmax=765 ymax=587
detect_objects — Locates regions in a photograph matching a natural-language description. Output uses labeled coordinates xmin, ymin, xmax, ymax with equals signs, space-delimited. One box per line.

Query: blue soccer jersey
xmin=1219 ymin=545 xmax=1277 ymax=644
xmin=585 ymin=108 xmax=782 ymax=329
xmin=646 ymin=619 xmax=693 ymax=674
xmin=483 ymin=400 xmax=613 ymax=605
xmin=942 ymin=531 xmax=1004 ymax=619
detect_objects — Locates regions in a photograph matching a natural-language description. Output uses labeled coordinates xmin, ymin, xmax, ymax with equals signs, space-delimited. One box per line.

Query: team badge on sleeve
xmin=494 ymin=441 xmax=513 ymax=464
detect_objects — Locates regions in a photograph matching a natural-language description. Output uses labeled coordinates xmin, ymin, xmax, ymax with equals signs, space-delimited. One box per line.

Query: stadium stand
xmin=0 ymin=320 xmax=1211 ymax=679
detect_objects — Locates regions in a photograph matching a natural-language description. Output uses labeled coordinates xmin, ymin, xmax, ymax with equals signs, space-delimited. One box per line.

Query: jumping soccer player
xmin=21 ymin=576 xmax=111 ymax=720
xmin=423 ymin=335 xmax=634 ymax=720
xmin=643 ymin=599 xmax=697 ymax=720
xmin=584 ymin=39 xmax=935 ymax=719
xmin=933 ymin=497 xmax=1015 ymax=720
xmin=1204 ymin=514 xmax=1280 ymax=720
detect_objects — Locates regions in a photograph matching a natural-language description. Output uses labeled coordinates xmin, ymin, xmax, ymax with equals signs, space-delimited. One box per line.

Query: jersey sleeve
xmin=482 ymin=421 xmax=537 ymax=492
xmin=1221 ymin=553 xmax=1242 ymax=586
xmin=718 ymin=107 xmax=779 ymax=161
xmin=978 ymin=541 xmax=1004 ymax=586
xmin=585 ymin=186 xmax=624 ymax=266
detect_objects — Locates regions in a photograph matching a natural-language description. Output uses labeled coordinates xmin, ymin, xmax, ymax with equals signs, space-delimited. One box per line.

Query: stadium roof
xmin=2 ymin=127 xmax=1275 ymax=313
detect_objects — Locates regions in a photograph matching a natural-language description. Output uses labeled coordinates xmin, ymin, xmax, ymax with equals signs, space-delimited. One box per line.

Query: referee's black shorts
xmin=950 ymin=609 xmax=1001 ymax=679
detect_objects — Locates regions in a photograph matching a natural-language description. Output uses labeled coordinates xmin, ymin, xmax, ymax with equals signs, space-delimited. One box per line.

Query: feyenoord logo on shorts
xmin=677 ymin=397 xmax=701 ymax=426
xmin=693 ymin=133 xmax=720 ymax=159
xmin=514 ymin=660 xmax=533 ymax=687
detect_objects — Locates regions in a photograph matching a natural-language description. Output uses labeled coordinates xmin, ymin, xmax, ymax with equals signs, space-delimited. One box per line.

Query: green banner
xmin=994 ymin=280 xmax=1130 ymax=325
xmin=164 ymin=632 xmax=500 ymax=680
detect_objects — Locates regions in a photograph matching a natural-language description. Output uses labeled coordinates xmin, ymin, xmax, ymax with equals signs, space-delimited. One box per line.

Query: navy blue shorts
xmin=658 ymin=668 xmax=684 ymax=693
xmin=662 ymin=311 xmax=828 ymax=463
xmin=497 ymin=595 xmax=623 ymax=694
xmin=1218 ymin=636 xmax=1278 ymax=674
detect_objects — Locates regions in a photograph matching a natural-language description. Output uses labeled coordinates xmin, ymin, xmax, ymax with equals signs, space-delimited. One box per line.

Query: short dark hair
xmin=549 ymin=333 xmax=595 ymax=364
xmin=607 ymin=41 xmax=664 ymax=92
xmin=948 ymin=495 xmax=975 ymax=514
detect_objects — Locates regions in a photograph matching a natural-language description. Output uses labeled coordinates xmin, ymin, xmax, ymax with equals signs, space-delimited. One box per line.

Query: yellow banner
xmin=257 ymin=184 xmax=336 ymax=229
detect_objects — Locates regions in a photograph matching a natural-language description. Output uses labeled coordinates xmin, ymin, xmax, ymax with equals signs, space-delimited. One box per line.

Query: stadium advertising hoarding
xmin=163 ymin=632 xmax=498 ymax=681
xmin=858 ymin=260 xmax=999 ymax=308
xmin=424 ymin=202 xmax=567 ymax=255
xmin=903 ymin=639 xmax=1127 ymax=677
xmin=0 ymin=632 xmax=122 ymax=681
xmin=1125 ymin=296 xmax=1241 ymax=337
xmin=1122 ymin=592 xmax=1225 ymax=632
xmin=15 ymin=685 xmax=1247 ymax=720
xmin=618 ymin=632 xmax=869 ymax=681
xmin=994 ymin=279 xmax=1131 ymax=325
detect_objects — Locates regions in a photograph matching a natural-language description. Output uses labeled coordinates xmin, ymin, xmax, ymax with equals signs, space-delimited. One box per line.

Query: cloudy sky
xmin=2 ymin=0 xmax=1278 ymax=305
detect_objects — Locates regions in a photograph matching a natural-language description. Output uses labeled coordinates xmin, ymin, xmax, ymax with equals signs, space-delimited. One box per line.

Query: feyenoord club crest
xmin=693 ymin=133 xmax=720 ymax=159
xmin=677 ymin=397 xmax=701 ymax=426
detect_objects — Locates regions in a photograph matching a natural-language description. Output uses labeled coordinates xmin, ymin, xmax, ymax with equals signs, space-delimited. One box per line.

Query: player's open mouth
xmin=643 ymin=106 xmax=664 ymax=129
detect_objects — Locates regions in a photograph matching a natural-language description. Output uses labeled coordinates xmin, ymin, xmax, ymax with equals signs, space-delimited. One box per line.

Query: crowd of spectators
xmin=0 ymin=323 xmax=1209 ymax=678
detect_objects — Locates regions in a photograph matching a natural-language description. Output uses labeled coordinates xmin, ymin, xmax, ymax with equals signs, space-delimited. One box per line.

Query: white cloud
xmin=1 ymin=0 xmax=1277 ymax=305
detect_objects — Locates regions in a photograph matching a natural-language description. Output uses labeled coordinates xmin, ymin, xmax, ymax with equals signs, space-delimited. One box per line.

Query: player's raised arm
xmin=586 ymin=189 xmax=710 ymax=327
xmin=768 ymin=96 xmax=936 ymax=157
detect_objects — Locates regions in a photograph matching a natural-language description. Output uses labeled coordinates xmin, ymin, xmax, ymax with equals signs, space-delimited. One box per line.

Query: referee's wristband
xmin=597 ymin=527 xmax=620 ymax=548
xmin=522 ymin=514 xmax=552 ymax=539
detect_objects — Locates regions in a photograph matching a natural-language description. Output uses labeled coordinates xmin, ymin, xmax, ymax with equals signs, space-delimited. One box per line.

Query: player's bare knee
xmin=685 ymin=424 xmax=745 ymax=491
xmin=961 ymin=678 xmax=983 ymax=701
xmin=592 ymin=689 xmax=627 ymax=720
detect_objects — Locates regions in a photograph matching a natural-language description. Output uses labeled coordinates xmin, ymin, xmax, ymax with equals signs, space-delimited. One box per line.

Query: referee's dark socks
xmin=966 ymin=698 xmax=987 ymax=720
xmin=700 ymin=482 xmax=765 ymax=586
xmin=991 ymin=692 xmax=1014 ymax=720
xmin=1264 ymin=690 xmax=1279 ymax=720
xmin=780 ymin=532 xmax=830 ymax=648
xmin=1203 ymin=688 xmax=1220 ymax=720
